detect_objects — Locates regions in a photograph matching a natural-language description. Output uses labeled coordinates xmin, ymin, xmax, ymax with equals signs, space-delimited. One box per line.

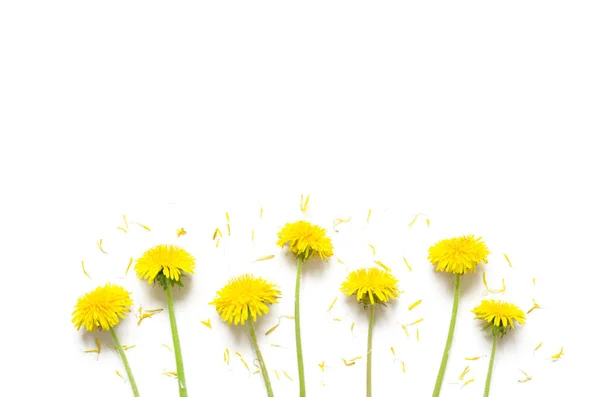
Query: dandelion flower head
xmin=428 ymin=235 xmax=490 ymax=275
xmin=211 ymin=274 xmax=281 ymax=325
xmin=135 ymin=244 xmax=195 ymax=287
xmin=72 ymin=283 xmax=133 ymax=331
xmin=341 ymin=267 xmax=400 ymax=306
xmin=277 ymin=220 xmax=333 ymax=260
xmin=473 ymin=299 xmax=526 ymax=333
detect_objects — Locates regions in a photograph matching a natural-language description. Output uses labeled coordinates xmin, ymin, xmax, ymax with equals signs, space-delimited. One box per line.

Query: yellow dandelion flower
xmin=341 ymin=267 xmax=400 ymax=305
xmin=135 ymin=244 xmax=195 ymax=287
xmin=72 ymin=283 xmax=133 ymax=332
xmin=473 ymin=300 xmax=526 ymax=330
xmin=211 ymin=274 xmax=281 ymax=325
xmin=277 ymin=220 xmax=333 ymax=260
xmin=428 ymin=235 xmax=490 ymax=275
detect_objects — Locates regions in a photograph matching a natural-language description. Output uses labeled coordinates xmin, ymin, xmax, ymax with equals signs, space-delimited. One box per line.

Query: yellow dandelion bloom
xmin=277 ymin=220 xmax=334 ymax=260
xmin=341 ymin=267 xmax=400 ymax=305
xmin=135 ymin=244 xmax=195 ymax=286
xmin=72 ymin=283 xmax=133 ymax=331
xmin=428 ymin=235 xmax=490 ymax=275
xmin=211 ymin=274 xmax=281 ymax=325
xmin=473 ymin=300 xmax=526 ymax=330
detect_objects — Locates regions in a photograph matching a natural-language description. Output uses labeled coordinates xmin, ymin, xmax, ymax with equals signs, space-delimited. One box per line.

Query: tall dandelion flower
xmin=72 ymin=283 xmax=139 ymax=397
xmin=135 ymin=244 xmax=196 ymax=397
xmin=211 ymin=275 xmax=281 ymax=397
xmin=277 ymin=220 xmax=333 ymax=397
xmin=342 ymin=268 xmax=400 ymax=397
xmin=473 ymin=300 xmax=526 ymax=397
xmin=428 ymin=235 xmax=490 ymax=397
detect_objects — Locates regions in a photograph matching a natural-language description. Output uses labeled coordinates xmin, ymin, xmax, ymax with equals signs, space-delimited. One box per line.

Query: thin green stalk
xmin=249 ymin=320 xmax=274 ymax=397
xmin=109 ymin=327 xmax=140 ymax=397
xmin=366 ymin=305 xmax=375 ymax=397
xmin=166 ymin=283 xmax=188 ymax=397
xmin=432 ymin=274 xmax=461 ymax=397
xmin=483 ymin=331 xmax=498 ymax=397
xmin=295 ymin=257 xmax=306 ymax=397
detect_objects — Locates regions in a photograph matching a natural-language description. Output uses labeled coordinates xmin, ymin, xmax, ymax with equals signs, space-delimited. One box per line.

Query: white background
xmin=1 ymin=1 xmax=599 ymax=396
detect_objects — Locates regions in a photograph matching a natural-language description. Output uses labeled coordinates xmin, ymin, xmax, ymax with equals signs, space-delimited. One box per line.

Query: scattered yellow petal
xmin=416 ymin=327 xmax=420 ymax=341
xmin=95 ymin=338 xmax=101 ymax=354
xmin=351 ymin=322 xmax=355 ymax=334
xmin=226 ymin=212 xmax=230 ymax=223
xmin=201 ymin=319 xmax=212 ymax=329
xmin=145 ymin=308 xmax=163 ymax=314
xmin=122 ymin=345 xmax=136 ymax=350
xmin=318 ymin=361 xmax=325 ymax=372
xmin=408 ymin=214 xmax=419 ymax=227
xmin=342 ymin=358 xmax=356 ymax=366
xmin=212 ymin=228 xmax=222 ymax=240
xmin=368 ymin=244 xmax=376 ymax=255
xmin=403 ymin=257 xmax=412 ymax=271
xmin=349 ymin=356 xmax=362 ymax=362
xmin=281 ymin=315 xmax=295 ymax=320
xmin=483 ymin=272 xmax=506 ymax=293
xmin=274 ymin=370 xmax=280 ymax=380
xmin=224 ymin=348 xmax=230 ymax=365
xmin=260 ymin=207 xmax=263 ymax=219
xmin=462 ymin=378 xmax=475 ymax=388
xmin=518 ymin=370 xmax=533 ymax=383
xmin=117 ymin=226 xmax=128 ymax=233
xmin=402 ymin=325 xmax=409 ymax=337
xmin=409 ymin=318 xmax=424 ymax=326
xmin=122 ymin=215 xmax=129 ymax=229
xmin=162 ymin=344 xmax=173 ymax=353
xmin=503 ymin=253 xmax=513 ymax=267
xmin=133 ymin=222 xmax=151 ymax=232
xmin=227 ymin=223 xmax=231 ymax=236
xmin=215 ymin=238 xmax=220 ymax=248
xmin=176 ymin=228 xmax=187 ymax=237
xmin=81 ymin=260 xmax=91 ymax=280
xmin=254 ymin=255 xmax=275 ymax=262
xmin=237 ymin=352 xmax=250 ymax=372
xmin=391 ymin=346 xmax=396 ymax=356
xmin=367 ymin=209 xmax=372 ymax=223
xmin=137 ymin=308 xmax=162 ymax=326
xmin=162 ymin=371 xmax=178 ymax=378
xmin=265 ymin=323 xmax=280 ymax=336
xmin=458 ymin=366 xmax=470 ymax=381
xmin=408 ymin=299 xmax=422 ymax=310
xmin=300 ymin=194 xmax=310 ymax=213
xmin=116 ymin=370 xmax=125 ymax=380
xmin=426 ymin=218 xmax=431 ymax=226
xmin=402 ymin=361 xmax=406 ymax=373
xmin=532 ymin=278 xmax=536 ymax=286
xmin=270 ymin=344 xmax=283 ymax=348
xmin=465 ymin=356 xmax=481 ymax=361
xmin=125 ymin=257 xmax=133 ymax=275
xmin=551 ymin=346 xmax=564 ymax=360
xmin=374 ymin=260 xmax=391 ymax=272
xmin=328 ymin=297 xmax=338 ymax=312
xmin=527 ymin=298 xmax=541 ymax=314
xmin=83 ymin=348 xmax=100 ymax=354
xmin=252 ymin=229 xmax=255 ymax=242
xmin=284 ymin=371 xmax=293 ymax=381
xmin=333 ymin=318 xmax=342 ymax=322
xmin=96 ymin=239 xmax=107 ymax=254
xmin=534 ymin=342 xmax=543 ymax=353
xmin=333 ymin=217 xmax=352 ymax=231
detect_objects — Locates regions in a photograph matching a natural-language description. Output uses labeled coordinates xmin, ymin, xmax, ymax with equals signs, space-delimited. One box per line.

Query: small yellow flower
xmin=428 ymin=235 xmax=490 ymax=275
xmin=473 ymin=300 xmax=526 ymax=330
xmin=135 ymin=244 xmax=195 ymax=286
xmin=211 ymin=274 xmax=281 ymax=325
xmin=341 ymin=267 xmax=400 ymax=305
xmin=72 ymin=283 xmax=133 ymax=331
xmin=277 ymin=220 xmax=334 ymax=260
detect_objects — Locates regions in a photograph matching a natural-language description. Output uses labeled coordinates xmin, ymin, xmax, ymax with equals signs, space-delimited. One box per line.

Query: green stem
xmin=432 ymin=274 xmax=461 ymax=397
xmin=166 ymin=283 xmax=188 ymax=397
xmin=367 ymin=305 xmax=375 ymax=397
xmin=109 ymin=327 xmax=140 ymax=397
xmin=483 ymin=331 xmax=498 ymax=397
xmin=295 ymin=257 xmax=306 ymax=397
xmin=249 ymin=320 xmax=274 ymax=397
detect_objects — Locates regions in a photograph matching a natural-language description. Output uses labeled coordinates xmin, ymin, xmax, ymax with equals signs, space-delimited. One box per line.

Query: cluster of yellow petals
xmin=277 ymin=220 xmax=334 ymax=260
xmin=135 ymin=244 xmax=196 ymax=284
xmin=211 ymin=274 xmax=281 ymax=325
xmin=428 ymin=235 xmax=490 ymax=275
xmin=341 ymin=267 xmax=400 ymax=305
xmin=472 ymin=299 xmax=526 ymax=329
xmin=72 ymin=283 xmax=133 ymax=331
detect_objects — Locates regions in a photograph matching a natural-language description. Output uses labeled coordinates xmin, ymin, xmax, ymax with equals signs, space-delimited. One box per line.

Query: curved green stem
xmin=483 ymin=331 xmax=498 ymax=397
xmin=249 ymin=320 xmax=274 ymax=397
xmin=367 ymin=305 xmax=375 ymax=397
xmin=166 ymin=283 xmax=188 ymax=397
xmin=109 ymin=326 xmax=140 ymax=397
xmin=295 ymin=257 xmax=306 ymax=397
xmin=432 ymin=274 xmax=461 ymax=397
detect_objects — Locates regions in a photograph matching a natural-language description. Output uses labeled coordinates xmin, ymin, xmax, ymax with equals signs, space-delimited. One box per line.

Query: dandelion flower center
xmin=473 ymin=300 xmax=526 ymax=330
xmin=135 ymin=244 xmax=195 ymax=285
xmin=211 ymin=274 xmax=281 ymax=325
xmin=428 ymin=235 xmax=490 ymax=275
xmin=277 ymin=220 xmax=334 ymax=260
xmin=72 ymin=283 xmax=133 ymax=332
xmin=341 ymin=267 xmax=400 ymax=305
